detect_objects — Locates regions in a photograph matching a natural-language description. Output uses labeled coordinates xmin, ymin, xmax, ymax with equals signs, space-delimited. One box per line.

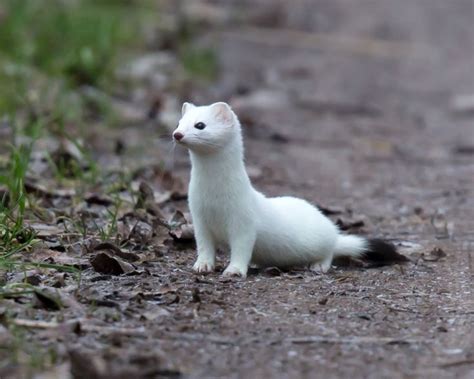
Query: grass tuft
xmin=0 ymin=0 xmax=144 ymax=88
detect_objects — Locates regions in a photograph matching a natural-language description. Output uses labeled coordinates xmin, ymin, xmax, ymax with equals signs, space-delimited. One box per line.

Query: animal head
xmin=173 ymin=102 xmax=240 ymax=154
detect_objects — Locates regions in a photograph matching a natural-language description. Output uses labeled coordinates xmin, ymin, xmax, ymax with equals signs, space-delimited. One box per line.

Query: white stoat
xmin=173 ymin=102 xmax=407 ymax=278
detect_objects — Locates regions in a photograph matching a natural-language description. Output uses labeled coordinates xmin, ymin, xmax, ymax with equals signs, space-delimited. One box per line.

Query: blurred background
xmin=0 ymin=1 xmax=473 ymax=377
xmin=0 ymin=0 xmax=472 ymax=181
xmin=1 ymin=0 xmax=471 ymax=228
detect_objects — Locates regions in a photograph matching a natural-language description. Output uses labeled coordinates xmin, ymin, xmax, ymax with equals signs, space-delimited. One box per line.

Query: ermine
xmin=173 ymin=102 xmax=407 ymax=278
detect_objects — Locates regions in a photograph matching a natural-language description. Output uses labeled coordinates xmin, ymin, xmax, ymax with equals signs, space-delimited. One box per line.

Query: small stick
xmin=286 ymin=336 xmax=427 ymax=345
xmin=11 ymin=318 xmax=146 ymax=337
xmin=440 ymin=358 xmax=474 ymax=368
xmin=159 ymin=332 xmax=236 ymax=345
xmin=11 ymin=319 xmax=59 ymax=329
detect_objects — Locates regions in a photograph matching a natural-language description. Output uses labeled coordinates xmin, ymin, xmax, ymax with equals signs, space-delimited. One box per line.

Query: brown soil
xmin=2 ymin=1 xmax=474 ymax=378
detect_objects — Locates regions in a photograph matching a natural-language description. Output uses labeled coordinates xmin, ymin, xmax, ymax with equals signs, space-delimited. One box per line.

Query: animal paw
xmin=310 ymin=261 xmax=331 ymax=274
xmin=222 ymin=265 xmax=247 ymax=278
xmin=193 ymin=259 xmax=215 ymax=273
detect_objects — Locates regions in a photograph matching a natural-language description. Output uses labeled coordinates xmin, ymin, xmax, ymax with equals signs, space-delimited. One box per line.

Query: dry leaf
xmin=29 ymin=249 xmax=89 ymax=269
xmin=90 ymin=252 xmax=136 ymax=275
xmin=169 ymin=224 xmax=194 ymax=242
xmin=92 ymin=242 xmax=140 ymax=262
xmin=422 ymin=247 xmax=447 ymax=262
xmin=29 ymin=223 xmax=64 ymax=238
xmin=335 ymin=218 xmax=365 ymax=231
xmin=34 ymin=288 xmax=63 ymax=311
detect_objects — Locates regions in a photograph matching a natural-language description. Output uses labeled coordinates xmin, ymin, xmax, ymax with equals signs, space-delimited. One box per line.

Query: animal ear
xmin=182 ymin=102 xmax=195 ymax=116
xmin=210 ymin=102 xmax=234 ymax=124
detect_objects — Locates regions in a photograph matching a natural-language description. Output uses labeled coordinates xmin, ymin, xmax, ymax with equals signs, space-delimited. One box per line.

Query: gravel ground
xmin=2 ymin=1 xmax=473 ymax=378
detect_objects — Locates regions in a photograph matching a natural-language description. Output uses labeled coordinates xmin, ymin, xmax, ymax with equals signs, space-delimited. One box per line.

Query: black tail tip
xmin=362 ymin=239 xmax=408 ymax=267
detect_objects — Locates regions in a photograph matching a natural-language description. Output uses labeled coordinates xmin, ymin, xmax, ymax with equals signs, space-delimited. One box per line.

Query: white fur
xmin=174 ymin=102 xmax=368 ymax=278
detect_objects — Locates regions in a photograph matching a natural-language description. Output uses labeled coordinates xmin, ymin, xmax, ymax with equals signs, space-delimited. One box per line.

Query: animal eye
xmin=194 ymin=122 xmax=206 ymax=130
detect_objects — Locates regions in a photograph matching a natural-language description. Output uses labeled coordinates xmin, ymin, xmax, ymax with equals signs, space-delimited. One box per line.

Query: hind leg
xmin=310 ymin=255 xmax=333 ymax=273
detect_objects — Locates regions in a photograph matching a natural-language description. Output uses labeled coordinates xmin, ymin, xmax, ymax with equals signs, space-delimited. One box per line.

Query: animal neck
xmin=189 ymin=136 xmax=251 ymax=190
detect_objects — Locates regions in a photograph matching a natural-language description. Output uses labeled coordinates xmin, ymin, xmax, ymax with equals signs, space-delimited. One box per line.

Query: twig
xmin=440 ymin=358 xmax=474 ymax=368
xmin=156 ymin=333 xmax=425 ymax=346
xmin=286 ymin=336 xmax=427 ymax=345
xmin=160 ymin=332 xmax=236 ymax=345
xmin=250 ymin=307 xmax=269 ymax=317
xmin=11 ymin=318 xmax=146 ymax=337
xmin=378 ymin=298 xmax=419 ymax=314
xmin=11 ymin=319 xmax=60 ymax=329
xmin=80 ymin=324 xmax=146 ymax=337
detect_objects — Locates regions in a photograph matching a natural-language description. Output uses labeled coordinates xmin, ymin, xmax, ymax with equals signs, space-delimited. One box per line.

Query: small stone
xmin=318 ymin=297 xmax=328 ymax=305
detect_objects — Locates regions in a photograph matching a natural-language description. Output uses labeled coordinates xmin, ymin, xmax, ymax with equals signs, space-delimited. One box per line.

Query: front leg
xmin=223 ymin=231 xmax=256 ymax=278
xmin=193 ymin=220 xmax=216 ymax=273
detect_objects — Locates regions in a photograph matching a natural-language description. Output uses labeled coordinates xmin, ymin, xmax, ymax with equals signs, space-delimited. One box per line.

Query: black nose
xmin=173 ymin=132 xmax=184 ymax=141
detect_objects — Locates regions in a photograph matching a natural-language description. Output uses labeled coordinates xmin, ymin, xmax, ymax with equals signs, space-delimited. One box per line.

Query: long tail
xmin=334 ymin=235 xmax=408 ymax=267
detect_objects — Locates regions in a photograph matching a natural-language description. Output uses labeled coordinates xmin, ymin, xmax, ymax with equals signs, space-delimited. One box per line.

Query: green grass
xmin=0 ymin=135 xmax=38 ymax=257
xmin=0 ymin=0 xmax=153 ymax=124
xmin=175 ymin=17 xmax=218 ymax=81
xmin=0 ymin=305 xmax=62 ymax=375
xmin=0 ymin=0 xmax=150 ymax=261
xmin=0 ymin=0 xmax=217 ymax=274
xmin=180 ymin=47 xmax=218 ymax=81
xmin=0 ymin=1 xmax=183 ymax=374
xmin=0 ymin=3 xmax=218 ymax=373
xmin=0 ymin=0 xmax=145 ymax=88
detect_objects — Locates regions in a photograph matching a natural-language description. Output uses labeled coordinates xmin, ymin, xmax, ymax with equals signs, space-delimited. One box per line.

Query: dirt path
xmin=159 ymin=1 xmax=474 ymax=377
xmin=2 ymin=1 xmax=473 ymax=378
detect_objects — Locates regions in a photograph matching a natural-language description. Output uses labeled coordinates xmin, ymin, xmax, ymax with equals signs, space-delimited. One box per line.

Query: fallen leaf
xmin=129 ymin=221 xmax=154 ymax=244
xmin=69 ymin=350 xmax=108 ymax=379
xmin=168 ymin=210 xmax=188 ymax=228
xmin=167 ymin=210 xmax=195 ymax=242
xmin=90 ymin=252 xmax=136 ymax=275
xmin=84 ymin=193 xmax=114 ymax=206
xmin=335 ymin=218 xmax=365 ymax=231
xmin=317 ymin=204 xmax=345 ymax=216
xmin=263 ymin=267 xmax=283 ymax=276
xmin=133 ymin=165 xmax=187 ymax=201
xmin=29 ymin=249 xmax=89 ymax=269
xmin=169 ymin=224 xmax=194 ymax=242
xmin=92 ymin=242 xmax=140 ymax=262
xmin=25 ymin=178 xmax=76 ymax=198
xmin=25 ymin=274 xmax=41 ymax=286
xmin=28 ymin=223 xmax=64 ymax=238
xmin=422 ymin=247 xmax=447 ymax=262
xmin=34 ymin=288 xmax=63 ymax=311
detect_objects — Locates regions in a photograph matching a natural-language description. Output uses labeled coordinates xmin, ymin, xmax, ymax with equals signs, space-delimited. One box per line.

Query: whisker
xmin=156 ymin=139 xmax=177 ymax=184
xmin=193 ymin=137 xmax=222 ymax=147
xmin=157 ymin=134 xmax=173 ymax=141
